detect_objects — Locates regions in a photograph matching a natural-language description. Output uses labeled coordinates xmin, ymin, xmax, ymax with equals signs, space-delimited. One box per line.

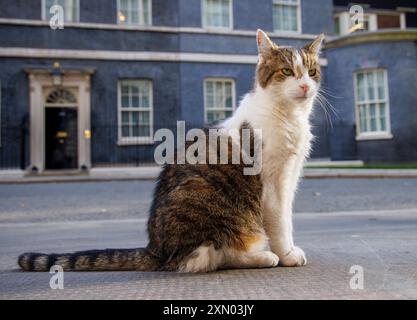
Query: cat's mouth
xmin=294 ymin=96 xmax=309 ymax=102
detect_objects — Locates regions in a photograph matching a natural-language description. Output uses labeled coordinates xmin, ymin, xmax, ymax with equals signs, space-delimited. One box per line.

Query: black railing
xmin=0 ymin=125 xmax=28 ymax=170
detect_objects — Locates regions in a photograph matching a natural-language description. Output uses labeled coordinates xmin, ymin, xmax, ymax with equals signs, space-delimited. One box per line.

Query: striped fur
xmin=18 ymin=248 xmax=159 ymax=271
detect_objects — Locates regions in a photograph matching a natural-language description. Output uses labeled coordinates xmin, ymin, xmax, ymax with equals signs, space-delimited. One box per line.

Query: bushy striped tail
xmin=18 ymin=248 xmax=159 ymax=272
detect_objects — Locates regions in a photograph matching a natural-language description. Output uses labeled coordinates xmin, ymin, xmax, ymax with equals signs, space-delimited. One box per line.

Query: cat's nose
xmin=299 ymin=84 xmax=309 ymax=94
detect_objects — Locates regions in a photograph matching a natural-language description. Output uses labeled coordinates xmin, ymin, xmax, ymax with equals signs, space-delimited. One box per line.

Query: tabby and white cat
xmin=18 ymin=29 xmax=324 ymax=272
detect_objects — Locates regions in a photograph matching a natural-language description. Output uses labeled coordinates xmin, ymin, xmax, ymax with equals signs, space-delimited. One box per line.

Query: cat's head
xmin=255 ymin=29 xmax=324 ymax=108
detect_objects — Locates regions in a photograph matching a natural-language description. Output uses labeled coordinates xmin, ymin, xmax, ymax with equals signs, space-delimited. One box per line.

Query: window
xmin=204 ymin=79 xmax=235 ymax=124
xmin=272 ymin=0 xmax=301 ymax=32
xmin=334 ymin=16 xmax=340 ymax=35
xmin=42 ymin=0 xmax=79 ymax=22
xmin=361 ymin=14 xmax=370 ymax=31
xmin=334 ymin=11 xmax=406 ymax=35
xmin=354 ymin=70 xmax=391 ymax=139
xmin=118 ymin=80 xmax=153 ymax=144
xmin=202 ymin=0 xmax=233 ymax=29
xmin=377 ymin=14 xmax=401 ymax=29
xmin=118 ymin=0 xmax=151 ymax=25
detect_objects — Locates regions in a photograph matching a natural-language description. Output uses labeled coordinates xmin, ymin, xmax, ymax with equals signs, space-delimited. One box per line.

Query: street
xmin=0 ymin=179 xmax=417 ymax=299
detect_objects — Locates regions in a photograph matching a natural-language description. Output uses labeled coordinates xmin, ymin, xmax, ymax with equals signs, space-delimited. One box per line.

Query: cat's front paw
xmin=279 ymin=246 xmax=307 ymax=267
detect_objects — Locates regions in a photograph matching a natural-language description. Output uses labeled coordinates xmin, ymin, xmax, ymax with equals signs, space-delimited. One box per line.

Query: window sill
xmin=202 ymin=26 xmax=233 ymax=32
xmin=272 ymin=30 xmax=302 ymax=35
xmin=356 ymin=133 xmax=393 ymax=141
xmin=117 ymin=22 xmax=152 ymax=27
xmin=117 ymin=138 xmax=154 ymax=146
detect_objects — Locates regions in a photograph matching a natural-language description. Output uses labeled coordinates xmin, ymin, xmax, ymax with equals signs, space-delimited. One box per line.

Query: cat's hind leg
xmin=222 ymin=251 xmax=279 ymax=270
xmin=222 ymin=231 xmax=279 ymax=270
xmin=178 ymin=245 xmax=224 ymax=273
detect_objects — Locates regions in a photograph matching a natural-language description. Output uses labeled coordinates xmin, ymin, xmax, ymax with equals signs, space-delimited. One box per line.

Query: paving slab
xmin=0 ymin=210 xmax=416 ymax=300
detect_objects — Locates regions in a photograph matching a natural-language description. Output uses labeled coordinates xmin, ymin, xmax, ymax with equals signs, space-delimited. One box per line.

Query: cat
xmin=18 ymin=29 xmax=324 ymax=272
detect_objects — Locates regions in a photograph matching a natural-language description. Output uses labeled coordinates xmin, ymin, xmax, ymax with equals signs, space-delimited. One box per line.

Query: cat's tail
xmin=18 ymin=248 xmax=160 ymax=272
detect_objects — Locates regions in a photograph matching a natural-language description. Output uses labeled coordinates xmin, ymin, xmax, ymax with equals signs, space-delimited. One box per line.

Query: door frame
xmin=27 ymin=68 xmax=94 ymax=173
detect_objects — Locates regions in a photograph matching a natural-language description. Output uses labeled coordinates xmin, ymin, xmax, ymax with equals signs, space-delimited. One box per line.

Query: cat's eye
xmin=308 ymin=69 xmax=317 ymax=77
xmin=281 ymin=68 xmax=294 ymax=76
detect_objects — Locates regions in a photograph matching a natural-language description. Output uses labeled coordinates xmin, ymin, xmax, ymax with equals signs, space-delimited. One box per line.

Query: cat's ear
xmin=304 ymin=33 xmax=325 ymax=56
xmin=256 ymin=29 xmax=277 ymax=56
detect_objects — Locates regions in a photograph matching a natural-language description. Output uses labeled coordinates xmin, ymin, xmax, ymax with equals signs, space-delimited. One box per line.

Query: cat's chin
xmin=292 ymin=96 xmax=314 ymax=107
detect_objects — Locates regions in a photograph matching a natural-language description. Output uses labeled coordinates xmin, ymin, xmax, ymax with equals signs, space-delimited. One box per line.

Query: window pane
xmin=204 ymin=0 xmax=230 ymax=28
xmin=131 ymin=95 xmax=140 ymax=108
xmin=289 ymin=6 xmax=297 ymax=31
xmin=131 ymin=84 xmax=139 ymax=94
xmin=121 ymin=111 xmax=130 ymax=124
xmin=131 ymin=112 xmax=151 ymax=137
xmin=357 ymin=73 xmax=366 ymax=101
xmin=359 ymin=105 xmax=367 ymax=132
xmin=45 ymin=0 xmax=78 ymax=22
xmin=379 ymin=103 xmax=387 ymax=131
xmin=122 ymin=125 xmax=130 ymax=137
xmin=225 ymin=82 xmax=232 ymax=97
xmin=139 ymin=111 xmax=150 ymax=124
xmin=140 ymin=96 xmax=149 ymax=108
xmin=119 ymin=0 xmax=150 ymax=25
xmin=366 ymin=72 xmax=375 ymax=101
xmin=377 ymin=14 xmax=400 ymax=29
xmin=207 ymin=111 xmax=225 ymax=122
xmin=131 ymin=10 xmax=139 ymax=24
xmin=225 ymin=96 xmax=233 ymax=109
xmin=131 ymin=112 xmax=139 ymax=125
xmin=138 ymin=125 xmax=150 ymax=137
xmin=273 ymin=4 xmax=298 ymax=31
xmin=122 ymin=95 xmax=130 ymax=108
xmin=121 ymin=85 xmax=129 ymax=94
xmin=215 ymin=82 xmax=224 ymax=107
xmin=142 ymin=0 xmax=150 ymax=24
xmin=334 ymin=16 xmax=340 ymax=35
xmin=132 ymin=126 xmax=139 ymax=137
xmin=120 ymin=0 xmax=129 ymax=10
xmin=370 ymin=103 xmax=377 ymax=131
xmin=377 ymin=71 xmax=385 ymax=100
xmin=379 ymin=103 xmax=386 ymax=118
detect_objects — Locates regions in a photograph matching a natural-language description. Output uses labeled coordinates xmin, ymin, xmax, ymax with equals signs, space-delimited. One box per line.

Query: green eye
xmin=308 ymin=69 xmax=317 ymax=77
xmin=281 ymin=68 xmax=294 ymax=76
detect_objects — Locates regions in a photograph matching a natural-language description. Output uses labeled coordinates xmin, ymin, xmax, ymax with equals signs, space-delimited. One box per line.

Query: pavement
xmin=1 ymin=166 xmax=417 ymax=184
xmin=0 ymin=179 xmax=417 ymax=299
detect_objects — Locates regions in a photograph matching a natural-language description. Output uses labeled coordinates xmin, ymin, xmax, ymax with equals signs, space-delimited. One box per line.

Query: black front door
xmin=45 ymin=108 xmax=78 ymax=170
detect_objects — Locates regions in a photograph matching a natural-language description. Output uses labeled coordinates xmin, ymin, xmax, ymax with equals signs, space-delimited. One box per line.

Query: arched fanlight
xmin=46 ymin=89 xmax=77 ymax=104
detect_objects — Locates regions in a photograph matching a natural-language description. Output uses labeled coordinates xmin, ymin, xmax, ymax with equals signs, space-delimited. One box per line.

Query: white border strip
xmin=0 ymin=47 xmax=328 ymax=66
xmin=0 ymin=18 xmax=319 ymax=40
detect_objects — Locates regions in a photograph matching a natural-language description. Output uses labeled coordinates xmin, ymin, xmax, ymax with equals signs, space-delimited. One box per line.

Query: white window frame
xmin=117 ymin=80 xmax=154 ymax=145
xmin=202 ymin=0 xmax=233 ymax=30
xmin=272 ymin=0 xmax=302 ymax=34
xmin=353 ymin=69 xmax=393 ymax=141
xmin=41 ymin=0 xmax=80 ymax=22
xmin=117 ymin=0 xmax=152 ymax=26
xmin=204 ymin=78 xmax=236 ymax=124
